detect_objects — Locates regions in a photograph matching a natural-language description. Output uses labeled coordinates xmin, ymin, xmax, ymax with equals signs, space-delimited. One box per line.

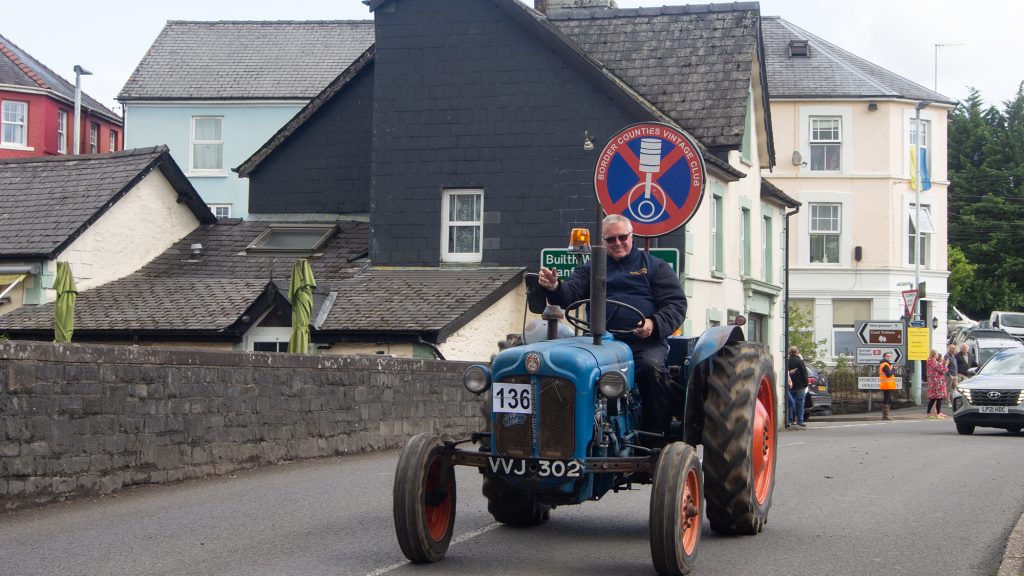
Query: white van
xmin=989 ymin=311 xmax=1024 ymax=338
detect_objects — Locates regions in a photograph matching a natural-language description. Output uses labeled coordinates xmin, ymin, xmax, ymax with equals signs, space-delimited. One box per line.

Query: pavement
xmin=787 ymin=405 xmax=1024 ymax=576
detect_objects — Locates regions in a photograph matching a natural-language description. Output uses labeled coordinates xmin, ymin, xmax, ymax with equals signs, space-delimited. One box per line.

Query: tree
xmin=947 ymin=84 xmax=1024 ymax=314
xmin=787 ymin=303 xmax=828 ymax=370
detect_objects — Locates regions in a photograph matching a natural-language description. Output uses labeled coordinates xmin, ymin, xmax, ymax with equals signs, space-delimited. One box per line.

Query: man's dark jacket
xmin=546 ymin=246 xmax=687 ymax=345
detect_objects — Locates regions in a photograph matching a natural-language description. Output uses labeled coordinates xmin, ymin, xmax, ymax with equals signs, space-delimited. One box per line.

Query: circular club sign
xmin=593 ymin=123 xmax=706 ymax=237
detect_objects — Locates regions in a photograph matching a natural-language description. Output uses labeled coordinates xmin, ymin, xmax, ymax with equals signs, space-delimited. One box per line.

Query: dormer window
xmin=789 ymin=40 xmax=809 ymax=57
xmin=246 ymin=224 xmax=337 ymax=254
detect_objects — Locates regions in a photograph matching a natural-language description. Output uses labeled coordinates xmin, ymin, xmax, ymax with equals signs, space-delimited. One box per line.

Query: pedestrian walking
xmin=878 ymin=352 xmax=896 ymax=420
xmin=787 ymin=346 xmax=809 ymax=428
xmin=926 ymin=349 xmax=949 ymax=419
xmin=945 ymin=344 xmax=960 ymax=399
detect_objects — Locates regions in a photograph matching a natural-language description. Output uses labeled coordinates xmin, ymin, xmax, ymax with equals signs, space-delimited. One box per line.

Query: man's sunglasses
xmin=603 ymin=233 xmax=632 ymax=244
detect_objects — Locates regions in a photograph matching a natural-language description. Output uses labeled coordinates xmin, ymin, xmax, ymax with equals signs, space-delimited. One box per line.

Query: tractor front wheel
xmin=700 ymin=342 xmax=777 ymax=535
xmin=393 ymin=433 xmax=456 ymax=563
xmin=650 ymin=442 xmax=703 ymax=575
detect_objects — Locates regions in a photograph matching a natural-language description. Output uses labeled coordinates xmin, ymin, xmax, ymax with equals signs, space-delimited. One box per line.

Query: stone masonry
xmin=0 ymin=340 xmax=483 ymax=511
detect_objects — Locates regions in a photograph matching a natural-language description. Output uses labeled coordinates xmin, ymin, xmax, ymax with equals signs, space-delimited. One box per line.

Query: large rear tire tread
xmin=650 ymin=442 xmax=703 ymax=576
xmin=699 ymin=342 xmax=777 ymax=536
xmin=393 ymin=433 xmax=456 ymax=563
xmin=482 ymin=475 xmax=551 ymax=526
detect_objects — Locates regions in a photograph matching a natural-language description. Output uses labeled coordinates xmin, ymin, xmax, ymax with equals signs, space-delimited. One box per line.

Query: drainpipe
xmin=0 ymin=265 xmax=41 ymax=274
xmin=783 ymin=205 xmax=800 ymax=364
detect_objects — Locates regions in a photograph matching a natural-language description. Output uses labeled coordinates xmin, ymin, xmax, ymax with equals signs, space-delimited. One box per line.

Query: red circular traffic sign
xmin=593 ymin=122 xmax=706 ymax=237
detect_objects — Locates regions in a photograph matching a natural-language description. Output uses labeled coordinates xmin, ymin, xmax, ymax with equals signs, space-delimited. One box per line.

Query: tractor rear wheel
xmin=482 ymin=474 xmax=550 ymax=526
xmin=650 ymin=442 xmax=703 ymax=575
xmin=700 ymin=342 xmax=777 ymax=535
xmin=393 ymin=433 xmax=456 ymax=563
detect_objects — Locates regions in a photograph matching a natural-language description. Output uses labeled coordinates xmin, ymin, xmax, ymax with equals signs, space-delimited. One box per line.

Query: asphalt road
xmin=1 ymin=418 xmax=1022 ymax=576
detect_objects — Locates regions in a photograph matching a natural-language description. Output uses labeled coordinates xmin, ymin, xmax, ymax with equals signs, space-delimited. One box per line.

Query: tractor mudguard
xmin=682 ymin=325 xmax=745 ymax=446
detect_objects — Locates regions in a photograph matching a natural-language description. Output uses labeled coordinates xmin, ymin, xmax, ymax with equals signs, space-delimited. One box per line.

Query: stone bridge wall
xmin=0 ymin=340 xmax=482 ymax=511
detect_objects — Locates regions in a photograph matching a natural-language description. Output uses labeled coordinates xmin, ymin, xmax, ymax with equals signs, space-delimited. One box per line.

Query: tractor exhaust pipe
xmin=591 ymin=203 xmax=606 ymax=345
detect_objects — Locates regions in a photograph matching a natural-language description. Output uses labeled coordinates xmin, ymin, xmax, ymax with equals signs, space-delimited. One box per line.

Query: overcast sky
xmin=7 ymin=0 xmax=1022 ymax=114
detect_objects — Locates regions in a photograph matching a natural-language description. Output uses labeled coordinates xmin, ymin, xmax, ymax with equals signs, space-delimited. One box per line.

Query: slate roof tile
xmin=550 ymin=4 xmax=762 ymax=149
xmin=0 ymin=33 xmax=120 ymax=122
xmin=0 ymin=147 xmax=180 ymax=258
xmin=118 ymin=21 xmax=375 ymax=100
xmin=761 ymin=17 xmax=954 ymax=103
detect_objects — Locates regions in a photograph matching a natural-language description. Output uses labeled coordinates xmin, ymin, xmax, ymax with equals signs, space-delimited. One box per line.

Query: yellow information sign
xmin=907 ymin=327 xmax=929 ymax=360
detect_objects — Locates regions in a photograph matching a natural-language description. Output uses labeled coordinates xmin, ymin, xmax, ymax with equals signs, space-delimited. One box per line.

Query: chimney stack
xmin=535 ymin=0 xmax=617 ymax=14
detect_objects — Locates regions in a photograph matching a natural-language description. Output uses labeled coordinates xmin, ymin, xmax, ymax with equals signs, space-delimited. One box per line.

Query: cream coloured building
xmin=762 ymin=17 xmax=957 ymax=359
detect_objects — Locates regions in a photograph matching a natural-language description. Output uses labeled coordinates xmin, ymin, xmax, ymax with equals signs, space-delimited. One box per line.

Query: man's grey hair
xmin=603 ymin=213 xmax=633 ymax=231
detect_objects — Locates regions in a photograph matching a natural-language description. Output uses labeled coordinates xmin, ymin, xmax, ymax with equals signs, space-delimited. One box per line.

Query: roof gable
xmin=0 ymin=147 xmax=214 ymax=260
xmin=0 ymin=33 xmax=120 ymax=123
xmin=761 ymin=17 xmax=955 ymax=104
xmin=550 ymin=3 xmax=764 ymax=151
xmin=118 ymin=21 xmax=375 ymax=101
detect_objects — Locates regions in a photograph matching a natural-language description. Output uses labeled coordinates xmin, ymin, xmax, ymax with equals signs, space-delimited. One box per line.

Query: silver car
xmin=952 ymin=348 xmax=1024 ymax=435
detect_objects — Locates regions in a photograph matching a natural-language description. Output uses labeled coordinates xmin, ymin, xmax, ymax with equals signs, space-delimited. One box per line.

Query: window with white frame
xmin=1 ymin=100 xmax=27 ymax=146
xmin=109 ymin=130 xmax=118 ymax=152
xmin=809 ymin=116 xmax=841 ymax=171
xmin=209 ymin=204 xmax=232 ymax=219
xmin=89 ymin=123 xmax=98 ymax=153
xmin=57 ymin=110 xmax=67 ymax=154
xmin=441 ymin=189 xmax=483 ymax=262
xmin=910 ymin=118 xmax=930 ymax=173
xmin=711 ymin=195 xmax=724 ymax=273
xmin=762 ymin=215 xmax=773 ymax=283
xmin=908 ymin=204 xmax=935 ymax=266
xmin=191 ymin=116 xmax=224 ymax=172
xmin=740 ymin=207 xmax=751 ymax=277
xmin=809 ymin=203 xmax=840 ymax=263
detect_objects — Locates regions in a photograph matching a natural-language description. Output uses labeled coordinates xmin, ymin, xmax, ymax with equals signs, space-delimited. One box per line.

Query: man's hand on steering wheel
xmin=633 ymin=318 xmax=655 ymax=339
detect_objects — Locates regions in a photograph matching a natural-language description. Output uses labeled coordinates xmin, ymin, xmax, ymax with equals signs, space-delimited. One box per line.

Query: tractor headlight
xmin=463 ymin=365 xmax=491 ymax=394
xmin=598 ymin=371 xmax=627 ymax=399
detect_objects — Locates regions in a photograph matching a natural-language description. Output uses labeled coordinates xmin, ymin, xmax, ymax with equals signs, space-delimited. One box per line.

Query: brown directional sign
xmin=855 ymin=321 xmax=905 ymax=346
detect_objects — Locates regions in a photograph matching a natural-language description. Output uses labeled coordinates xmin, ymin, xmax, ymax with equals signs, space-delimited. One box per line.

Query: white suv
xmin=952 ymin=348 xmax=1024 ymax=435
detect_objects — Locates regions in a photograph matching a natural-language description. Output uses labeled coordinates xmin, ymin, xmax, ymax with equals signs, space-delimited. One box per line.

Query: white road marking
xmin=779 ymin=442 xmax=806 ymax=446
xmin=362 ymin=523 xmax=501 ymax=576
xmin=814 ymin=421 xmax=922 ymax=429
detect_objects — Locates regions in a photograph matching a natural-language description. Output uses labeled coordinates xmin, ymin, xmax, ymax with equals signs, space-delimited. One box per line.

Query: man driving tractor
xmin=539 ymin=213 xmax=688 ymax=439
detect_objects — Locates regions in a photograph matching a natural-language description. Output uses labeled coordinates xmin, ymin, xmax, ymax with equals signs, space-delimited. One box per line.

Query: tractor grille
xmin=493 ymin=376 xmax=576 ymax=458
xmin=539 ymin=377 xmax=575 ymax=459
xmin=495 ymin=376 xmax=532 ymax=457
xmin=969 ymin=389 xmax=1022 ymax=407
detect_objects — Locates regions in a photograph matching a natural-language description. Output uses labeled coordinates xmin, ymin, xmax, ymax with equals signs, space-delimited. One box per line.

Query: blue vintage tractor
xmin=393 ymin=223 xmax=778 ymax=575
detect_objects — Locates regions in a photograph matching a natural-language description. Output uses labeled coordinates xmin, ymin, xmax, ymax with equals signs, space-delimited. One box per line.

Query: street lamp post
xmin=73 ymin=65 xmax=92 ymax=155
xmin=911 ymin=101 xmax=929 ymax=404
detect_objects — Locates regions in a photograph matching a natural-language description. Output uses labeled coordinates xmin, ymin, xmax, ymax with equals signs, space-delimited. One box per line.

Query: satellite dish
xmin=791 ymin=151 xmax=803 ymax=166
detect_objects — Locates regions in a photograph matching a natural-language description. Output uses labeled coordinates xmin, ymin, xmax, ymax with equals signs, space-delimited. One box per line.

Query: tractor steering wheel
xmin=564 ymin=299 xmax=646 ymax=335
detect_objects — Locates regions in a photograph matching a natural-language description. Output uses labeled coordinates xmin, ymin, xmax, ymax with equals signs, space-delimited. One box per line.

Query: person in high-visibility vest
xmin=878 ymin=352 xmax=896 ymax=421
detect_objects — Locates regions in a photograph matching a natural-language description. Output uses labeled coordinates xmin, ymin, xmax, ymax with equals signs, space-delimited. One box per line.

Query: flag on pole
xmin=910 ymin=147 xmax=932 ymax=191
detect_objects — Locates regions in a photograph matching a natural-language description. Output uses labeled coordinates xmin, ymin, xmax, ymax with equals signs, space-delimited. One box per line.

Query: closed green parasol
xmin=288 ymin=258 xmax=317 ymax=354
xmin=53 ymin=261 xmax=77 ymax=343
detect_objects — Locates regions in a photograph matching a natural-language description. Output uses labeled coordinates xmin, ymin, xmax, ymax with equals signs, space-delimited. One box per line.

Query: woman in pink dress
xmin=925 ymin=349 xmax=949 ymax=419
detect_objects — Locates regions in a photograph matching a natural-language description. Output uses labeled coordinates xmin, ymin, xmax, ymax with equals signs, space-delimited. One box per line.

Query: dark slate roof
xmin=0 ymin=147 xmax=214 ymax=260
xmin=317 ymin=268 xmax=524 ymax=341
xmin=0 ymin=219 xmax=370 ymax=335
xmin=136 ymin=219 xmax=371 ymax=281
xmin=118 ymin=21 xmax=375 ymax=101
xmin=761 ymin=179 xmax=799 ymax=208
xmin=0 ymin=278 xmax=271 ymax=332
xmin=761 ymin=17 xmax=955 ymax=104
xmin=0 ymin=33 xmax=121 ymax=123
xmin=549 ymin=3 xmax=764 ymax=150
